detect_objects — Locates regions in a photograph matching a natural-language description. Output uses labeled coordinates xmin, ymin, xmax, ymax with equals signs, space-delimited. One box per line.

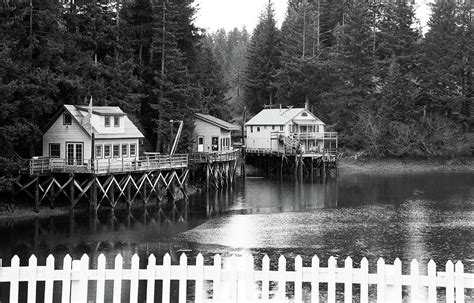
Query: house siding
xmin=193 ymin=119 xmax=232 ymax=152
xmin=42 ymin=113 xmax=91 ymax=159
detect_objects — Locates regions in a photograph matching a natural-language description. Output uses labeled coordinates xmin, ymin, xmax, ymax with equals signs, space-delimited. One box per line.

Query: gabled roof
xmin=195 ymin=113 xmax=240 ymax=131
xmin=44 ymin=104 xmax=144 ymax=139
xmin=245 ymin=108 xmax=325 ymax=125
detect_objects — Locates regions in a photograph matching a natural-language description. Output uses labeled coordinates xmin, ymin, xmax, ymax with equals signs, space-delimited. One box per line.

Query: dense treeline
xmin=0 ymin=0 xmax=472 ymax=164
xmin=237 ymin=0 xmax=472 ymax=157
xmin=0 ymin=0 xmax=228 ymax=159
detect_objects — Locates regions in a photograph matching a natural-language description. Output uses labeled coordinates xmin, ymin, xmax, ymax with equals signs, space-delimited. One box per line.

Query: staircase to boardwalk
xmin=282 ymin=136 xmax=301 ymax=152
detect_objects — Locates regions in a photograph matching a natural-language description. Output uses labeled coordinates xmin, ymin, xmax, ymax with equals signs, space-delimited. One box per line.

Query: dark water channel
xmin=0 ymin=170 xmax=472 ymax=301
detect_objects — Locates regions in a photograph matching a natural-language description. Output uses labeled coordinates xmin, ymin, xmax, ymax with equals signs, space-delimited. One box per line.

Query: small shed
xmin=193 ymin=113 xmax=239 ymax=152
xmin=42 ymin=104 xmax=144 ymax=166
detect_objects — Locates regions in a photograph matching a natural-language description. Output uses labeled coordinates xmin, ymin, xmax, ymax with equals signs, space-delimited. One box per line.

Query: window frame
xmin=63 ymin=113 xmax=72 ymax=125
xmin=130 ymin=144 xmax=137 ymax=157
xmin=105 ymin=116 xmax=110 ymax=128
xmin=49 ymin=143 xmax=60 ymax=158
xmin=113 ymin=144 xmax=120 ymax=158
xmin=95 ymin=144 xmax=103 ymax=159
xmin=104 ymin=145 xmax=112 ymax=158
xmin=114 ymin=116 xmax=120 ymax=127
xmin=121 ymin=144 xmax=128 ymax=157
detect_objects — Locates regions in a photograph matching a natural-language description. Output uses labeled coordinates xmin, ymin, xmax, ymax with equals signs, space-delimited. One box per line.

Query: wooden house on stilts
xmin=245 ymin=106 xmax=338 ymax=179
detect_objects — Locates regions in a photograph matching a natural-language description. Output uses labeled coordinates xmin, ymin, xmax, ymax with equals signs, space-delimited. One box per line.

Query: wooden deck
xmin=28 ymin=154 xmax=188 ymax=176
xmin=245 ymin=147 xmax=337 ymax=161
xmin=188 ymin=150 xmax=240 ymax=164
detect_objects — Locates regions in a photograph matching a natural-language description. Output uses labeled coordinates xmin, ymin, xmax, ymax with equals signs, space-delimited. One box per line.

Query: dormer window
xmin=105 ymin=116 xmax=110 ymax=127
xmin=301 ymin=112 xmax=308 ymax=117
xmin=114 ymin=116 xmax=120 ymax=127
xmin=63 ymin=113 xmax=72 ymax=125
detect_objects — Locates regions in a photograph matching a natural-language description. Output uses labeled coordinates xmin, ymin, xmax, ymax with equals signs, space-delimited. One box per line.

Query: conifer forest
xmin=0 ymin=0 xmax=472 ymax=172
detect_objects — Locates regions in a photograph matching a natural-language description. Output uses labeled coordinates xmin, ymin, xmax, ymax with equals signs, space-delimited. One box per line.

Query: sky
xmin=193 ymin=0 xmax=433 ymax=34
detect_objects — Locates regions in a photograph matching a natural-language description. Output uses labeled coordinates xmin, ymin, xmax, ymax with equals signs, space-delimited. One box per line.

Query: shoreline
xmin=1 ymin=158 xmax=473 ymax=223
xmin=338 ymin=157 xmax=474 ymax=174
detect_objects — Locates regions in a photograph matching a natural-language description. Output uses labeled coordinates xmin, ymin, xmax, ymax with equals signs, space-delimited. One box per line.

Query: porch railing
xmin=189 ymin=150 xmax=240 ymax=163
xmin=0 ymin=253 xmax=472 ymax=302
xmin=28 ymin=154 xmax=189 ymax=175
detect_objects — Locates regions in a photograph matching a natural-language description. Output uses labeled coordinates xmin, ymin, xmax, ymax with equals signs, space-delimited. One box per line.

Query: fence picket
xmin=146 ymin=254 xmax=156 ymax=303
xmin=311 ymin=255 xmax=320 ymax=303
xmin=446 ymin=260 xmax=455 ymax=303
xmin=360 ymin=258 xmax=369 ymax=303
xmin=71 ymin=254 xmax=88 ymax=303
xmin=295 ymin=255 xmax=303 ymax=302
xmin=277 ymin=255 xmax=286 ymax=301
xmin=427 ymin=259 xmax=437 ymax=303
xmin=328 ymin=256 xmax=337 ymax=303
xmin=162 ymin=253 xmax=171 ymax=303
xmin=44 ymin=255 xmax=55 ymax=303
xmin=61 ymin=254 xmax=72 ymax=303
xmin=213 ymin=254 xmax=222 ymax=301
xmin=9 ymin=255 xmax=20 ymax=303
xmin=393 ymin=258 xmax=403 ymax=302
xmin=113 ymin=254 xmax=123 ymax=303
xmin=96 ymin=254 xmax=106 ymax=303
xmin=377 ymin=258 xmax=386 ymax=302
xmin=410 ymin=259 xmax=420 ymax=302
xmin=27 ymin=255 xmax=37 ymax=303
xmin=229 ymin=254 xmax=238 ymax=303
xmin=195 ymin=253 xmax=204 ymax=303
xmin=262 ymin=255 xmax=270 ymax=301
xmin=179 ymin=253 xmax=187 ymax=303
xmin=344 ymin=257 xmax=352 ymax=303
xmin=130 ymin=254 xmax=139 ymax=303
xmin=455 ymin=261 xmax=464 ymax=303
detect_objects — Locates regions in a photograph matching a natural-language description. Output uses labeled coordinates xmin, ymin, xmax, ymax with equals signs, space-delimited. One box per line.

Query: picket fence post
xmin=427 ymin=259 xmax=437 ymax=303
xmin=294 ymin=255 xmax=303 ymax=302
xmin=410 ymin=259 xmax=420 ymax=302
xmin=96 ymin=254 xmax=106 ymax=303
xmin=277 ymin=255 xmax=286 ymax=301
xmin=27 ymin=255 xmax=37 ymax=303
xmin=61 ymin=254 xmax=72 ymax=303
xmin=9 ymin=255 xmax=20 ymax=303
xmin=213 ymin=254 xmax=222 ymax=301
xmin=328 ymin=256 xmax=336 ymax=303
xmin=44 ymin=255 xmax=55 ymax=303
xmin=344 ymin=256 xmax=352 ymax=303
xmin=311 ymin=255 xmax=320 ymax=303
xmin=178 ymin=253 xmax=187 ymax=303
xmin=71 ymin=254 xmax=89 ymax=303
xmin=113 ymin=254 xmax=123 ymax=303
xmin=130 ymin=254 xmax=139 ymax=303
xmin=146 ymin=254 xmax=156 ymax=303
xmin=360 ymin=257 xmax=369 ymax=303
xmin=455 ymin=261 xmax=464 ymax=303
xmin=262 ymin=254 xmax=270 ymax=301
xmin=162 ymin=253 xmax=171 ymax=303
xmin=446 ymin=260 xmax=455 ymax=303
xmin=195 ymin=253 xmax=204 ymax=303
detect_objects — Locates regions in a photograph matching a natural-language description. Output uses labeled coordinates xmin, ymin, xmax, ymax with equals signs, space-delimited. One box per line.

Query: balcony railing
xmin=28 ymin=154 xmax=188 ymax=175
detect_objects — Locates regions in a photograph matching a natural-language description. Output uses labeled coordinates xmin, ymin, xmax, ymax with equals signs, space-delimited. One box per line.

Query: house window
xmin=49 ymin=143 xmax=60 ymax=158
xmin=130 ymin=144 xmax=136 ymax=157
xmin=105 ymin=116 xmax=110 ymax=127
xmin=122 ymin=144 xmax=128 ymax=157
xmin=95 ymin=145 xmax=103 ymax=159
xmin=104 ymin=145 xmax=111 ymax=158
xmin=272 ymin=125 xmax=275 ymax=130
xmin=280 ymin=126 xmax=283 ymax=131
xmin=114 ymin=116 xmax=120 ymax=127
xmin=264 ymin=126 xmax=267 ymax=130
xmin=250 ymin=126 xmax=253 ymax=133
xmin=256 ymin=127 xmax=260 ymax=132
xmin=302 ymin=112 xmax=308 ymax=117
xmin=211 ymin=137 xmax=218 ymax=151
xmin=63 ymin=113 xmax=72 ymax=125
xmin=113 ymin=144 xmax=120 ymax=158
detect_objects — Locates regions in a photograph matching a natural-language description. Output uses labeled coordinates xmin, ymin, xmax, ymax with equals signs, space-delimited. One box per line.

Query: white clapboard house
xmin=193 ymin=113 xmax=239 ymax=153
xmin=42 ymin=104 xmax=144 ymax=169
xmin=245 ymin=107 xmax=337 ymax=154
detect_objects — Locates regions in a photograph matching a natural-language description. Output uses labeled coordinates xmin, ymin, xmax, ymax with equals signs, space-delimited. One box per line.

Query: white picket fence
xmin=0 ymin=253 xmax=473 ymax=302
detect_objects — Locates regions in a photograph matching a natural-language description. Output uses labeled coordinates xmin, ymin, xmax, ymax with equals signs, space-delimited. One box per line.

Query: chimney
xmin=305 ymin=96 xmax=309 ymax=110
xmin=279 ymin=104 xmax=282 ymax=115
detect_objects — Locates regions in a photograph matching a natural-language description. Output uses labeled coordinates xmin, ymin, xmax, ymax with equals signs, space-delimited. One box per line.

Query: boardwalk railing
xmin=29 ymin=154 xmax=188 ymax=175
xmin=0 ymin=253 xmax=472 ymax=302
xmin=189 ymin=150 xmax=240 ymax=163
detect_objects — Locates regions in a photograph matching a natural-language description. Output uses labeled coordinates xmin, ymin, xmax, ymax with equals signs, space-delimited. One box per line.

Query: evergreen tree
xmin=244 ymin=1 xmax=281 ymax=114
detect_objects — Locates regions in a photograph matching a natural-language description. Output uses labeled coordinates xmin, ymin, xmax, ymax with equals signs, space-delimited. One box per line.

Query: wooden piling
xmin=34 ymin=177 xmax=39 ymax=213
xmin=69 ymin=173 xmax=74 ymax=208
xmin=90 ymin=176 xmax=97 ymax=212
